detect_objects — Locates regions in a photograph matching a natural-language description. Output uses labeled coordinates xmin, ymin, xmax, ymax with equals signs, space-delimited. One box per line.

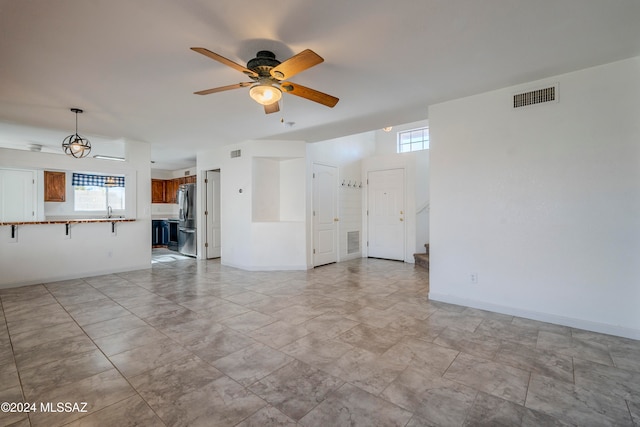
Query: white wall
xmin=197 ymin=140 xmax=308 ymax=270
xmin=0 ymin=140 xmax=152 ymax=288
xmin=429 ymin=57 xmax=640 ymax=339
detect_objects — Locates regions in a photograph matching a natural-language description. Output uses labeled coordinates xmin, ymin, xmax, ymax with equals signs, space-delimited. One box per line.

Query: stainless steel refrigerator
xmin=177 ymin=183 xmax=197 ymax=257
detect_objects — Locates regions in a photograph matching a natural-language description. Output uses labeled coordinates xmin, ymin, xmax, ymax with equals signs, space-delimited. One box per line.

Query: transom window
xmin=72 ymin=173 xmax=125 ymax=212
xmin=397 ymin=127 xmax=429 ymax=153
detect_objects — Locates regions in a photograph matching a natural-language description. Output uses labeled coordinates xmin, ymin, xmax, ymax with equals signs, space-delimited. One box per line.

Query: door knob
xmin=399 ymin=218 xmax=404 ymax=221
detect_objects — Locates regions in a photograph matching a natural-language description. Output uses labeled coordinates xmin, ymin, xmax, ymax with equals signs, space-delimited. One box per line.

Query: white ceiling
xmin=1 ymin=0 xmax=639 ymax=170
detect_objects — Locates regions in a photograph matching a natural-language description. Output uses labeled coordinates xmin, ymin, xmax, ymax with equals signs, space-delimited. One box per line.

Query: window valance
xmin=72 ymin=173 xmax=125 ymax=187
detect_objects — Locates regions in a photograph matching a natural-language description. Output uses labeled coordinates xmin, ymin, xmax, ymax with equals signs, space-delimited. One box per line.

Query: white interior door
xmin=313 ymin=163 xmax=338 ymax=266
xmin=367 ymin=168 xmax=405 ymax=261
xmin=205 ymin=170 xmax=221 ymax=259
xmin=0 ymin=169 xmax=36 ymax=222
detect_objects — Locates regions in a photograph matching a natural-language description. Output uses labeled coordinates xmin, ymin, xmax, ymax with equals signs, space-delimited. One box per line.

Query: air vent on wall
xmin=230 ymin=149 xmax=241 ymax=158
xmin=347 ymin=231 xmax=360 ymax=254
xmin=513 ymin=85 xmax=557 ymax=108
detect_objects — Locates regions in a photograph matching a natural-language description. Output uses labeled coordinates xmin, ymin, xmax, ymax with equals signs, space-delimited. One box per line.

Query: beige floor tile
xmin=108 ymin=337 xmax=192 ymax=378
xmin=92 ymin=325 xmax=169 ymax=356
xmin=381 ymin=365 xmax=478 ymax=426
xmin=28 ymin=369 xmax=136 ymax=427
xmin=213 ymin=343 xmax=293 ymax=386
xmin=81 ymin=314 xmax=148 ymax=340
xmin=299 ymin=383 xmax=412 ymax=427
xmin=0 ymin=255 xmax=636 ymax=427
xmin=21 ymin=349 xmax=114 ymax=400
xmin=444 ymin=352 xmax=530 ymax=405
xmin=250 ymin=360 xmax=343 ymax=421
xmin=0 ymin=385 xmax=27 ymax=426
xmin=63 ymin=395 xmax=164 ymax=427
xmin=248 ymin=320 xmax=311 ymax=348
xmin=526 ymin=373 xmax=633 ymax=426
xmin=234 ymin=405 xmax=297 ymax=427
xmin=14 ymin=333 xmax=98 ymax=372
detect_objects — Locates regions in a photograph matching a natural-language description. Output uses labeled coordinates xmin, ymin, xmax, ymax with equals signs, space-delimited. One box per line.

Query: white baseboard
xmin=429 ymin=292 xmax=640 ymax=341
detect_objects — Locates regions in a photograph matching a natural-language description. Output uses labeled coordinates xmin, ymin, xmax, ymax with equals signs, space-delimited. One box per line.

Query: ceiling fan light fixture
xmin=249 ymin=84 xmax=282 ymax=106
xmin=62 ymin=108 xmax=91 ymax=158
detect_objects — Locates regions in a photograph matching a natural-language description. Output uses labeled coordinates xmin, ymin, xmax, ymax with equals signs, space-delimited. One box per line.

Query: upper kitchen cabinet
xmin=44 ymin=171 xmax=66 ymax=202
xmin=165 ymin=179 xmax=179 ymax=204
xmin=151 ymin=179 xmax=166 ymax=203
xmin=152 ymin=176 xmax=196 ymax=204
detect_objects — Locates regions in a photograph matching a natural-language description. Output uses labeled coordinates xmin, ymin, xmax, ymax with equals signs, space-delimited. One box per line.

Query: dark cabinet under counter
xmin=167 ymin=220 xmax=179 ymax=251
xmin=152 ymin=220 xmax=169 ymax=247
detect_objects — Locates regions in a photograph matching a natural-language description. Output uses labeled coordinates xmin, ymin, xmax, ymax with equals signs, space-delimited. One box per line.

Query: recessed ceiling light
xmin=382 ymin=126 xmax=393 ymax=132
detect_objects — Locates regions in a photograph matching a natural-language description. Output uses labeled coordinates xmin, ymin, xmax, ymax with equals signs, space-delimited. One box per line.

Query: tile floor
xmin=1 ymin=252 xmax=639 ymax=426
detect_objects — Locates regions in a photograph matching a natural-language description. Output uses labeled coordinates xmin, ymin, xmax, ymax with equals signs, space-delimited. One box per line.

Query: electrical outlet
xmin=470 ymin=273 xmax=478 ymax=284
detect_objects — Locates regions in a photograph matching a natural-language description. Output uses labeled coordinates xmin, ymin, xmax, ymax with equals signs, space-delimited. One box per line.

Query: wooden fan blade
xmin=191 ymin=47 xmax=258 ymax=78
xmin=194 ymin=82 xmax=253 ymax=95
xmin=280 ymin=82 xmax=339 ymax=108
xmin=264 ymin=102 xmax=280 ymax=114
xmin=270 ymin=49 xmax=323 ymax=80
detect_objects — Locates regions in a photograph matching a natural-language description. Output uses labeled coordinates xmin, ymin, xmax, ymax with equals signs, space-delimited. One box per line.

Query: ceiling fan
xmin=191 ymin=47 xmax=339 ymax=114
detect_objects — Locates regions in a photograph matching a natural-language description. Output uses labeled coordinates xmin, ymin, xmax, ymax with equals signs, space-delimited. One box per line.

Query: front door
xmin=205 ymin=170 xmax=221 ymax=259
xmin=367 ymin=168 xmax=405 ymax=261
xmin=313 ymin=163 xmax=338 ymax=266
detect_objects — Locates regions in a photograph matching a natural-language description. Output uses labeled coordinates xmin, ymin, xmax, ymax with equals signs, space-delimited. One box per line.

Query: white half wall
xmin=0 ymin=140 xmax=152 ymax=288
xmin=429 ymin=57 xmax=640 ymax=339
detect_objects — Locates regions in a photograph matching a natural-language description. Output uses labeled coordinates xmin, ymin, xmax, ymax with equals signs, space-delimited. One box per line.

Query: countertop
xmin=0 ymin=218 xmax=136 ymax=226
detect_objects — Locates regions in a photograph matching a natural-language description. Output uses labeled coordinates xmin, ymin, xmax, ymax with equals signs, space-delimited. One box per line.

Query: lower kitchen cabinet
xmin=152 ymin=220 xmax=169 ymax=246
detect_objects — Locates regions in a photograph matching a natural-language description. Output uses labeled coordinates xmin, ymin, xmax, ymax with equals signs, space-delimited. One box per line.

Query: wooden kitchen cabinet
xmin=151 ymin=176 xmax=195 ymax=204
xmin=165 ymin=179 xmax=179 ymax=204
xmin=151 ymin=179 xmax=166 ymax=203
xmin=44 ymin=171 xmax=66 ymax=202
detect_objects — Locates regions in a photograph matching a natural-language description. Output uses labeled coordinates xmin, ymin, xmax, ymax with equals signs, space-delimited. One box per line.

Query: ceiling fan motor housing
xmin=247 ymin=51 xmax=281 ymax=76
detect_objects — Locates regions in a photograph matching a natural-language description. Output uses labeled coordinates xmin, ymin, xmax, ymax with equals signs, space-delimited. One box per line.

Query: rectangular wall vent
xmin=513 ymin=85 xmax=557 ymax=108
xmin=347 ymin=231 xmax=360 ymax=254
xmin=230 ymin=149 xmax=241 ymax=158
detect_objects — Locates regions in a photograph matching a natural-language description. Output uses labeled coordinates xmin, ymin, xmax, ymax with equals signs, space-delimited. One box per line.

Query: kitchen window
xmin=397 ymin=127 xmax=429 ymax=153
xmin=72 ymin=173 xmax=125 ymax=212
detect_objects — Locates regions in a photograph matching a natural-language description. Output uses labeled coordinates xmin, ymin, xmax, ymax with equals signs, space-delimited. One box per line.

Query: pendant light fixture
xmin=62 ymin=108 xmax=91 ymax=158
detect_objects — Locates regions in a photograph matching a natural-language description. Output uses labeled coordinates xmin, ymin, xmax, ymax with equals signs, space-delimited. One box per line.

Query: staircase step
xmin=413 ymin=252 xmax=429 ymax=269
